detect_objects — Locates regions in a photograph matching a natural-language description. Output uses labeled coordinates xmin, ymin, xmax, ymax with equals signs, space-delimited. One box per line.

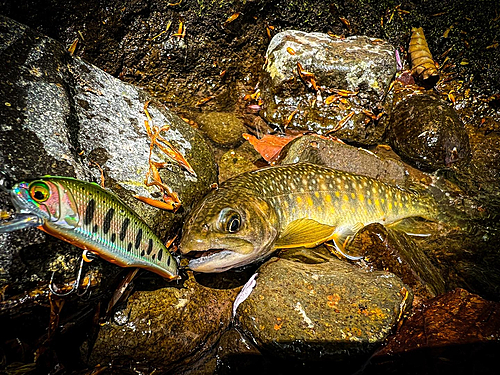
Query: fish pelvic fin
xmin=328 ymin=223 xmax=365 ymax=261
xmin=274 ymin=218 xmax=336 ymax=249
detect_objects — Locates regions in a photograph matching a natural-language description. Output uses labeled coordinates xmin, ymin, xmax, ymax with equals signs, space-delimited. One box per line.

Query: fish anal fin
xmin=387 ymin=217 xmax=432 ymax=237
xmin=275 ymin=218 xmax=336 ymax=249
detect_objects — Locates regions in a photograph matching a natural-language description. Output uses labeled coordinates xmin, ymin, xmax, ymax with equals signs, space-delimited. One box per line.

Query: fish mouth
xmin=188 ymin=248 xmax=226 ymax=259
xmin=185 ymin=248 xmax=256 ymax=273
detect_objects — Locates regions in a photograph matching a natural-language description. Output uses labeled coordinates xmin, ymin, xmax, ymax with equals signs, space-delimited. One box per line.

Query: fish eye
xmin=28 ymin=182 xmax=50 ymax=203
xmin=226 ymin=213 xmax=241 ymax=233
xmin=218 ymin=208 xmax=242 ymax=233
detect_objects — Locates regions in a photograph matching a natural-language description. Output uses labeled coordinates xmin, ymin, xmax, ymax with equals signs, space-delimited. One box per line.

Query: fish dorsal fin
xmin=275 ymin=218 xmax=336 ymax=249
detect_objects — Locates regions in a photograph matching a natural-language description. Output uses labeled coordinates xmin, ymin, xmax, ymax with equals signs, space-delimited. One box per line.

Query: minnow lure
xmin=409 ymin=27 xmax=439 ymax=86
xmin=0 ymin=177 xmax=179 ymax=280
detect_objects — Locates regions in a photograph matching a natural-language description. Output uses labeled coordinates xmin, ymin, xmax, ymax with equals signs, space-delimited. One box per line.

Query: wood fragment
xmin=409 ymin=27 xmax=439 ymax=86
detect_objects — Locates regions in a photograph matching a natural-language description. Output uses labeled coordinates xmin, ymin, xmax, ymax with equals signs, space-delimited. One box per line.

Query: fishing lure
xmin=409 ymin=27 xmax=439 ymax=86
xmin=0 ymin=176 xmax=179 ymax=280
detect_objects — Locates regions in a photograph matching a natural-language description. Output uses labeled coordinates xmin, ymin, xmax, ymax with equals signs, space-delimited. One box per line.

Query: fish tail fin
xmin=425 ymin=180 xmax=498 ymax=235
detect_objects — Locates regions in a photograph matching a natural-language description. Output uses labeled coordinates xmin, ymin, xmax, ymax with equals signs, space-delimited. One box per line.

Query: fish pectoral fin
xmin=328 ymin=223 xmax=365 ymax=261
xmin=274 ymin=218 xmax=336 ymax=249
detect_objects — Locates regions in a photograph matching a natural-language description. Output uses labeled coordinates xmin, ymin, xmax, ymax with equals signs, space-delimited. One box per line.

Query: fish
xmin=0 ymin=176 xmax=179 ymax=279
xmin=179 ymin=163 xmax=438 ymax=273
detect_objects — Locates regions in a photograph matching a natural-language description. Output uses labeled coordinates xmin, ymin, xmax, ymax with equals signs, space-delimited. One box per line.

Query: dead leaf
xmin=243 ymin=133 xmax=301 ymax=163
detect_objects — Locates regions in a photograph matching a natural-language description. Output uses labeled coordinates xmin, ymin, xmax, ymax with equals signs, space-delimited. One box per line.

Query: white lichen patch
xmin=294 ymin=301 xmax=314 ymax=329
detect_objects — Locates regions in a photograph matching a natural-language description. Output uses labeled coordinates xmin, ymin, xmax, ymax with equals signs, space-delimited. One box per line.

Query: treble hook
xmin=49 ymin=250 xmax=95 ymax=297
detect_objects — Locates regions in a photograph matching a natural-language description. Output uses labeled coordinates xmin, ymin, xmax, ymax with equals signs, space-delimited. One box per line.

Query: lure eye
xmin=29 ymin=182 xmax=50 ymax=203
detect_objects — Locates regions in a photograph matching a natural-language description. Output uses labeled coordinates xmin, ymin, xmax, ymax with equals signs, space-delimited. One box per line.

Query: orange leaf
xmin=134 ymin=195 xmax=177 ymax=211
xmin=243 ymin=133 xmax=300 ymax=163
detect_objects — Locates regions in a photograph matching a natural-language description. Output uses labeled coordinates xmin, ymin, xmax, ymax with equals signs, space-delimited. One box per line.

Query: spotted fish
xmin=1 ymin=177 xmax=178 ymax=279
xmin=179 ymin=163 xmax=438 ymax=273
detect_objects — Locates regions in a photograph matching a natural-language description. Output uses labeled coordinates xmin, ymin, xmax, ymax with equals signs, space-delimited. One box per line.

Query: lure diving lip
xmin=1 ymin=176 xmax=179 ymax=280
xmin=0 ymin=212 xmax=43 ymax=233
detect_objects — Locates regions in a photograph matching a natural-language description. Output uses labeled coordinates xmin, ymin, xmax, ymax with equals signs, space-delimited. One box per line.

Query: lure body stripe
xmin=84 ymin=199 xmax=95 ymax=225
xmin=120 ymin=218 xmax=130 ymax=241
xmin=10 ymin=177 xmax=178 ymax=280
xmin=102 ymin=208 xmax=114 ymax=234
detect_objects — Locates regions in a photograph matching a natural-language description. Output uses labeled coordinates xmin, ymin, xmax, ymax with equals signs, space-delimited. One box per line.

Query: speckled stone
xmin=260 ymin=30 xmax=396 ymax=142
xmin=88 ymin=272 xmax=239 ymax=372
xmin=278 ymin=134 xmax=408 ymax=185
xmin=237 ymin=257 xmax=412 ymax=362
xmin=218 ymin=142 xmax=260 ymax=182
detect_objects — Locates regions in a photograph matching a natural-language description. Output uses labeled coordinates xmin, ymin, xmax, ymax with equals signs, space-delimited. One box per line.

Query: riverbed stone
xmin=196 ymin=112 xmax=247 ymax=148
xmin=387 ymin=93 xmax=471 ymax=171
xmin=236 ymin=257 xmax=412 ymax=363
xmin=371 ymin=288 xmax=500 ymax=374
xmin=351 ymin=223 xmax=447 ymax=301
xmin=218 ymin=142 xmax=260 ymax=182
xmin=87 ymin=272 xmax=239 ymax=373
xmin=260 ymin=30 xmax=396 ymax=142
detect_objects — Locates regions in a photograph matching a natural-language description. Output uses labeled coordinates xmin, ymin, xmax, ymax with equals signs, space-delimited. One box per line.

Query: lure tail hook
xmin=49 ymin=251 xmax=93 ymax=297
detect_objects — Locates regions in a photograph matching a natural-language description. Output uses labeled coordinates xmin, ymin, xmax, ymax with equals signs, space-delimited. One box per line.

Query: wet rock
xmin=196 ymin=112 xmax=247 ymax=148
xmin=371 ymin=289 xmax=500 ymax=374
xmin=237 ymin=257 xmax=412 ymax=364
xmin=88 ymin=272 xmax=239 ymax=373
xmin=350 ymin=223 xmax=447 ymax=301
xmin=215 ymin=328 xmax=264 ymax=374
xmin=0 ymin=15 xmax=216 ymax=295
xmin=277 ymin=135 xmax=408 ymax=185
xmin=218 ymin=142 xmax=260 ymax=182
xmin=387 ymin=93 xmax=471 ymax=171
xmin=452 ymin=119 xmax=500 ymax=203
xmin=260 ymin=30 xmax=396 ymax=142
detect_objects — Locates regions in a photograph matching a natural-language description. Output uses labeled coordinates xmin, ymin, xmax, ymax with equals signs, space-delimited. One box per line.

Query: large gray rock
xmin=0 ymin=15 xmax=217 ymax=291
xmin=260 ymin=30 xmax=396 ymax=142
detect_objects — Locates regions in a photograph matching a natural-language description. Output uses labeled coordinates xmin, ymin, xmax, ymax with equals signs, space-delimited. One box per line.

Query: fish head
xmin=11 ymin=179 xmax=79 ymax=227
xmin=179 ymin=187 xmax=279 ymax=273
